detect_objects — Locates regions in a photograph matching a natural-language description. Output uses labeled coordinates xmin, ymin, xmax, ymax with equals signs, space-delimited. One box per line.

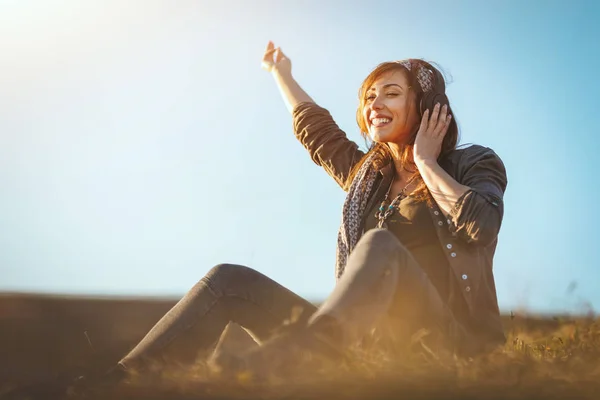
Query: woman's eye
xmin=366 ymin=92 xmax=398 ymax=102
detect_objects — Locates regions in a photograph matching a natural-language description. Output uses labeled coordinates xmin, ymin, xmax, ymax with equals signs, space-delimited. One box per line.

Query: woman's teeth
xmin=372 ymin=118 xmax=391 ymax=126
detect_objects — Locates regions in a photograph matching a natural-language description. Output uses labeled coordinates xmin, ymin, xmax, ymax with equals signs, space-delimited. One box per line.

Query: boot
xmin=211 ymin=318 xmax=346 ymax=383
xmin=66 ymin=363 xmax=129 ymax=398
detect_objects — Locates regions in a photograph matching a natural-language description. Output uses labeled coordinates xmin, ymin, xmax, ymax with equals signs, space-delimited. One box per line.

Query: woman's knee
xmin=201 ymin=263 xmax=259 ymax=294
xmin=352 ymin=229 xmax=411 ymax=273
xmin=205 ymin=263 xmax=255 ymax=279
xmin=352 ymin=229 xmax=432 ymax=293
xmin=359 ymin=228 xmax=409 ymax=255
xmin=204 ymin=263 xmax=259 ymax=281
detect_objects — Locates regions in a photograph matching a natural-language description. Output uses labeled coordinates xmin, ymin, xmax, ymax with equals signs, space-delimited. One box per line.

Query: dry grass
xmin=76 ymin=314 xmax=600 ymax=400
xmin=2 ymin=306 xmax=599 ymax=400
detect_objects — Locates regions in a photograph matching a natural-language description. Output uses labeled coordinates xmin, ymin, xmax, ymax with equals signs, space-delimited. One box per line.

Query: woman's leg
xmin=309 ymin=228 xmax=468 ymax=354
xmin=119 ymin=263 xmax=317 ymax=371
xmin=230 ymin=229 xmax=469 ymax=380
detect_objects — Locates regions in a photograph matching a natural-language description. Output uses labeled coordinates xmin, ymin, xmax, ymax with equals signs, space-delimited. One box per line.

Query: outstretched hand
xmin=413 ymin=103 xmax=452 ymax=163
xmin=261 ymin=41 xmax=292 ymax=76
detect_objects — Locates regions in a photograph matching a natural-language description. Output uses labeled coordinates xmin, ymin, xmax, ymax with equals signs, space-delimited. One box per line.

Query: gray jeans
xmin=119 ymin=229 xmax=471 ymax=369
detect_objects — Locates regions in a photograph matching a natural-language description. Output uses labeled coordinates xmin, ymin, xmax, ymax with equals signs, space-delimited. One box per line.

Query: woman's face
xmin=362 ymin=69 xmax=420 ymax=145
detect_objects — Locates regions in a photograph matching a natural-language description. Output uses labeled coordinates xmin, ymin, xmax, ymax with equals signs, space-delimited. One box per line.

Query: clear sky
xmin=1 ymin=0 xmax=598 ymax=315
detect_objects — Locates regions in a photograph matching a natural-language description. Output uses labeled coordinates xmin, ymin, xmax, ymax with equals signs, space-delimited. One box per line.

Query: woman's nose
xmin=370 ymin=96 xmax=384 ymax=110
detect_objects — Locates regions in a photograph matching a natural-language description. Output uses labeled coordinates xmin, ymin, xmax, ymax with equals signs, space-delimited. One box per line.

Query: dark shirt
xmin=364 ymin=194 xmax=452 ymax=303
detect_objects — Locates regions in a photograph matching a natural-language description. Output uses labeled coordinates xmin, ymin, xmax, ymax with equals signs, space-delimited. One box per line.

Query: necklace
xmin=375 ymin=176 xmax=416 ymax=229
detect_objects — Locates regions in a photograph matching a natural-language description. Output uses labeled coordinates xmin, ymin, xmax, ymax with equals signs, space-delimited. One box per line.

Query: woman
xmin=80 ymin=41 xmax=508 ymax=387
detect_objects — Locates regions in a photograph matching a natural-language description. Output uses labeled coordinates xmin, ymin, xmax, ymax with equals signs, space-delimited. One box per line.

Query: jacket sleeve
xmin=293 ymin=102 xmax=365 ymax=191
xmin=448 ymin=145 xmax=508 ymax=247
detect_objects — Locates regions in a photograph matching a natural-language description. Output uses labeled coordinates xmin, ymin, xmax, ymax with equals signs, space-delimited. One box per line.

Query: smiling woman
xmin=68 ymin=41 xmax=509 ymax=393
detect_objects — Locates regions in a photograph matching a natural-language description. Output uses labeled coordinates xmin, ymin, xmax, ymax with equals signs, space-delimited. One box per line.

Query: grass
xmin=1 ymin=310 xmax=599 ymax=400
xmin=82 ymin=314 xmax=600 ymax=399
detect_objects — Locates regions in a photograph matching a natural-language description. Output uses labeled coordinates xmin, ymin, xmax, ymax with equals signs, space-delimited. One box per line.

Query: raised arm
xmin=262 ymin=42 xmax=314 ymax=114
xmin=262 ymin=42 xmax=365 ymax=190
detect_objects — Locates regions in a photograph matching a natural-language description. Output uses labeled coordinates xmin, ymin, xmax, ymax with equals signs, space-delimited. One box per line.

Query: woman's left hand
xmin=413 ymin=103 xmax=452 ymax=164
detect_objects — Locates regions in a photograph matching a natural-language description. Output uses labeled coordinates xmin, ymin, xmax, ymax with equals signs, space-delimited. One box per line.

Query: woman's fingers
xmin=427 ymin=103 xmax=451 ymax=136
xmin=262 ymin=42 xmax=289 ymax=73
xmin=419 ymin=109 xmax=430 ymax=132
xmin=262 ymin=42 xmax=277 ymax=70
xmin=263 ymin=42 xmax=275 ymax=58
xmin=443 ymin=113 xmax=452 ymax=134
xmin=433 ymin=104 xmax=448 ymax=135
xmin=265 ymin=41 xmax=275 ymax=55
xmin=264 ymin=48 xmax=276 ymax=60
xmin=262 ymin=49 xmax=276 ymax=64
xmin=429 ymin=103 xmax=441 ymax=129
xmin=275 ymin=47 xmax=288 ymax=63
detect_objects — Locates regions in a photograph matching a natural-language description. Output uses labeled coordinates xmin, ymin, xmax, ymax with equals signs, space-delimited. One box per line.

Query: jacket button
xmin=461 ymin=274 xmax=468 ymax=280
xmin=465 ymin=286 xmax=471 ymax=292
xmin=434 ymin=211 xmax=440 ymax=216
xmin=451 ymin=252 xmax=457 ymax=257
xmin=438 ymin=221 xmax=443 ymax=226
xmin=446 ymin=244 xmax=452 ymax=249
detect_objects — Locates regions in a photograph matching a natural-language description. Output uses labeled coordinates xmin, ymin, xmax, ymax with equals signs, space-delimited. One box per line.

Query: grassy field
xmin=0 ymin=294 xmax=598 ymax=400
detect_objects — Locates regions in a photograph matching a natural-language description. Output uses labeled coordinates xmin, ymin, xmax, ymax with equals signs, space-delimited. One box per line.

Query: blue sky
xmin=1 ymin=0 xmax=598 ymax=315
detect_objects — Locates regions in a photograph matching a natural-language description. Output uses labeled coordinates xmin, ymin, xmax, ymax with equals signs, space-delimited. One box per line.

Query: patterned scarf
xmin=335 ymin=151 xmax=380 ymax=279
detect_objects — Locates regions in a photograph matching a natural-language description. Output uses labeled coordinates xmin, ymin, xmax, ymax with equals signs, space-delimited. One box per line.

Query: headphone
xmin=415 ymin=64 xmax=450 ymax=117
